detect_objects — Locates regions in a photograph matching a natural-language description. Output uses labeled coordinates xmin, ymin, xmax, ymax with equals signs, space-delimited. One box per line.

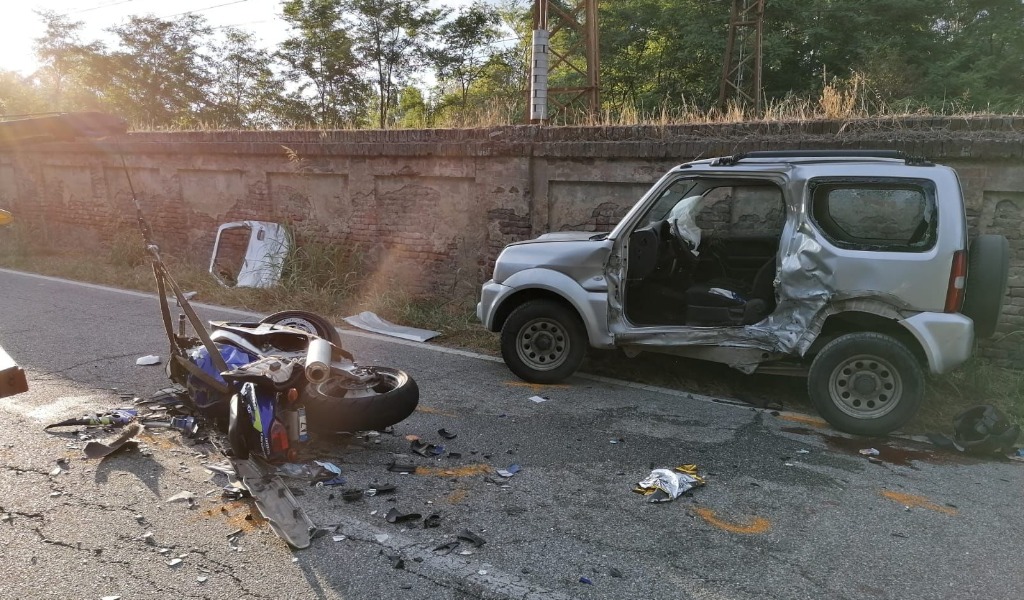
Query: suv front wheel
xmin=501 ymin=299 xmax=587 ymax=384
xmin=808 ymin=332 xmax=924 ymax=435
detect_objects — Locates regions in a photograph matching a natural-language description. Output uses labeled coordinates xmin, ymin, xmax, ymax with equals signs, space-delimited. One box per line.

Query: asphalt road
xmin=1 ymin=267 xmax=1021 ymax=600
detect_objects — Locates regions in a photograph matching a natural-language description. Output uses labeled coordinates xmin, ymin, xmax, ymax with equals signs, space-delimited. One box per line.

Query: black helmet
xmin=953 ymin=405 xmax=1020 ymax=455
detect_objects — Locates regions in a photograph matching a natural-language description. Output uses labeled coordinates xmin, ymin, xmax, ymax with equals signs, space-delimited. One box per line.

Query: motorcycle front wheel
xmin=303 ymin=367 xmax=419 ymax=433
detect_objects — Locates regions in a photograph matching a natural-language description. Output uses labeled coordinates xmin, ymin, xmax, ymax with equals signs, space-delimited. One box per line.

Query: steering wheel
xmin=661 ymin=219 xmax=697 ymax=271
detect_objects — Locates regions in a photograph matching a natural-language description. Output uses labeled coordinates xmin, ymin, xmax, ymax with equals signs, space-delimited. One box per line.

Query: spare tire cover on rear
xmin=961 ymin=234 xmax=1009 ymax=338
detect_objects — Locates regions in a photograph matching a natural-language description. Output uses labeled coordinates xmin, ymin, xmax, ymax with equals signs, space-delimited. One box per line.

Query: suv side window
xmin=810 ymin=178 xmax=937 ymax=251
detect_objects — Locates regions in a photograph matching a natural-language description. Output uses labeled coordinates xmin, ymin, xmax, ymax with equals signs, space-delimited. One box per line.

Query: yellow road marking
xmin=415 ymin=463 xmax=492 ymax=478
xmin=504 ymin=381 xmax=570 ymax=391
xmin=692 ymin=507 xmax=771 ymax=535
xmin=880 ymin=490 xmax=957 ymax=515
xmin=415 ymin=406 xmax=456 ymax=417
xmin=775 ymin=413 xmax=829 ymax=428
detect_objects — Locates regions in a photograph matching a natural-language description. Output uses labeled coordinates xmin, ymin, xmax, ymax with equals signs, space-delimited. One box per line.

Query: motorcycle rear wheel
xmin=304 ymin=367 xmax=419 ymax=433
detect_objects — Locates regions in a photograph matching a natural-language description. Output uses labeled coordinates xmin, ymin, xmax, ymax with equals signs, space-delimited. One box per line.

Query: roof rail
xmin=712 ymin=149 xmax=933 ymax=167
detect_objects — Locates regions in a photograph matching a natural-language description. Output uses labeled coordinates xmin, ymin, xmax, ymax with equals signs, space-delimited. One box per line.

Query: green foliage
xmin=342 ymin=0 xmax=442 ymax=128
xmin=279 ymin=0 xmax=369 ymax=127
xmin=5 ymin=1 xmax=1024 ymax=125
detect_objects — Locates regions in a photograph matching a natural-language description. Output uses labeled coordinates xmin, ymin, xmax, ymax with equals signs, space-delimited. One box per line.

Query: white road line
xmin=0 ymin=268 xmax=753 ymax=413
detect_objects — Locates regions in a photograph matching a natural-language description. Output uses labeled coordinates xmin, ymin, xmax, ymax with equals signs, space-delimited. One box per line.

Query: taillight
xmin=269 ymin=419 xmax=290 ymax=461
xmin=944 ymin=250 xmax=967 ymax=313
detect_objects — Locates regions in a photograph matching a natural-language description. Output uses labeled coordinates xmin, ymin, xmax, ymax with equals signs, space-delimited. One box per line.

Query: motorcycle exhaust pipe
xmin=304 ymin=338 xmax=333 ymax=383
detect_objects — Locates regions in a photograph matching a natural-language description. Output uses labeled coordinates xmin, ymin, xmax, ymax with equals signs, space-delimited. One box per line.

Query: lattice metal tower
xmin=717 ymin=0 xmax=765 ymax=113
xmin=528 ymin=0 xmax=600 ymax=123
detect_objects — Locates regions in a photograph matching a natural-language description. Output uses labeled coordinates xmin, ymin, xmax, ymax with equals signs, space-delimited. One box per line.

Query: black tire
xmin=227 ymin=393 xmax=251 ymax=460
xmin=261 ymin=310 xmax=342 ymax=346
xmin=807 ymin=332 xmax=924 ymax=436
xmin=961 ymin=234 xmax=1009 ymax=338
xmin=304 ymin=367 xmax=419 ymax=433
xmin=500 ymin=299 xmax=587 ymax=384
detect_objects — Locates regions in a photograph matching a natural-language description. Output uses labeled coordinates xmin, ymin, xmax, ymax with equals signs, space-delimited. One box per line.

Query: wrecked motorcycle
xmin=126 ymin=170 xmax=418 ymax=463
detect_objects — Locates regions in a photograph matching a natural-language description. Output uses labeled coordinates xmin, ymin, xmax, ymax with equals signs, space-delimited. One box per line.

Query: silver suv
xmin=478 ymin=150 xmax=1009 ymax=435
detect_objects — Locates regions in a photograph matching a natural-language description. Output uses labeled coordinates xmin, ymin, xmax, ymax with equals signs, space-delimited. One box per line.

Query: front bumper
xmin=477 ymin=280 xmax=512 ymax=331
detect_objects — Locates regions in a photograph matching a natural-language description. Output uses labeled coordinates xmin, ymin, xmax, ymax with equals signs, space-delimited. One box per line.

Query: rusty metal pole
xmin=585 ymin=0 xmax=600 ymax=121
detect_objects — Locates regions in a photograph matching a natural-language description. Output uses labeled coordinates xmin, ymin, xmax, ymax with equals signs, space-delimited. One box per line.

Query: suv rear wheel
xmin=808 ymin=332 xmax=924 ymax=435
xmin=501 ymin=299 xmax=587 ymax=384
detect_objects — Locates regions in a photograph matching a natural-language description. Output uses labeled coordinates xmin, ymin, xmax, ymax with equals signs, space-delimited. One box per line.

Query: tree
xmin=0 ymin=71 xmax=46 ymax=115
xmin=33 ymin=10 xmax=104 ymax=112
xmin=427 ymin=1 xmax=501 ymax=110
xmin=209 ymin=28 xmax=286 ymax=128
xmin=279 ymin=0 xmax=368 ymax=127
xmin=342 ymin=0 xmax=441 ymax=128
xmin=91 ymin=15 xmax=216 ymax=126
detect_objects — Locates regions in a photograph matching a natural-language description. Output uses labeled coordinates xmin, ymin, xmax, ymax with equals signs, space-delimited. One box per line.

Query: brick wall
xmin=1 ymin=117 xmax=1023 ymax=364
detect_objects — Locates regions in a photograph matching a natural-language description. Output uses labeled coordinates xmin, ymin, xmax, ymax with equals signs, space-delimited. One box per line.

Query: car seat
xmin=684 ymin=259 xmax=776 ymax=326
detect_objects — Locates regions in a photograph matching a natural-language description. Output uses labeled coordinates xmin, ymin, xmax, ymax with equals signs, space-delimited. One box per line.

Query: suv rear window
xmin=810 ymin=179 xmax=937 ymax=251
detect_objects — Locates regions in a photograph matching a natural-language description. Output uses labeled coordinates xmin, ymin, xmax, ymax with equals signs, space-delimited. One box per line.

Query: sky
xmin=0 ymin=0 xmax=485 ymax=75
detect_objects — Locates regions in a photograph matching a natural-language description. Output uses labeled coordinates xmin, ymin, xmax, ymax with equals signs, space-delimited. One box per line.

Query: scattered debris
xmin=456 ymin=529 xmax=486 ymax=547
xmin=634 ymin=465 xmax=705 ymax=503
xmin=167 ymin=558 xmax=183 ymax=567
xmin=447 ymin=452 xmax=463 ymax=459
xmin=342 ymin=489 xmax=364 ymax=502
xmin=609 ymin=567 xmax=623 ymax=578
xmin=859 ymin=448 xmax=880 ymax=457
xmin=374 ymin=534 xmax=390 ymax=543
xmin=437 ymin=428 xmax=457 ymax=440
xmin=388 ymin=461 xmax=417 ymax=474
xmin=84 ymin=422 xmax=143 ymax=460
xmin=196 ymin=576 xmax=208 ymax=584
xmin=46 ymin=409 xmax=138 ymax=430
xmin=166 ymin=491 xmax=196 ymax=504
xmin=609 ymin=438 xmax=625 ymax=444
xmin=385 ymin=508 xmax=422 ymax=524
xmin=366 ymin=483 xmax=396 ymax=496
xmin=433 ymin=541 xmax=459 ymax=555
xmin=579 ymin=577 xmax=593 ymax=585
xmin=136 ymin=355 xmax=161 ymax=366
xmin=411 ymin=440 xmax=444 ymax=457
xmin=423 ymin=514 xmax=441 ymax=528
xmin=496 ymin=464 xmax=521 ymax=478
xmin=528 ymin=395 xmax=549 ymax=403
xmin=343 ymin=311 xmax=440 ymax=342
xmin=332 ymin=535 xmax=346 ymax=542
xmin=796 ymin=449 xmax=810 ymax=454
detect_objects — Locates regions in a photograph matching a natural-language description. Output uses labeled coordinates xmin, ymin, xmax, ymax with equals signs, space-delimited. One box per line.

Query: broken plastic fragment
xmin=374 ymin=534 xmax=389 ymax=543
xmin=49 ymin=466 xmax=62 ymax=476
xmin=136 ymin=355 xmax=161 ymax=366
xmin=478 ymin=570 xmax=488 ymax=576
xmin=166 ymin=491 xmax=196 ymax=503
xmin=437 ymin=428 xmax=457 ymax=439
xmin=385 ymin=508 xmax=422 ymax=523
xmin=341 ymin=489 xmax=364 ymax=502
xmin=167 ymin=558 xmax=183 ymax=567
xmin=579 ymin=577 xmax=593 ymax=585
xmin=528 ymin=395 xmax=548 ymax=403
xmin=496 ymin=464 xmax=521 ymax=478
xmin=332 ymin=535 xmax=346 ymax=542
xmin=456 ymin=529 xmax=486 ymax=547
xmin=423 ymin=514 xmax=441 ymax=528
xmin=433 ymin=541 xmax=459 ymax=555
xmin=196 ymin=576 xmax=208 ymax=584
xmin=859 ymin=448 xmax=880 ymax=457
